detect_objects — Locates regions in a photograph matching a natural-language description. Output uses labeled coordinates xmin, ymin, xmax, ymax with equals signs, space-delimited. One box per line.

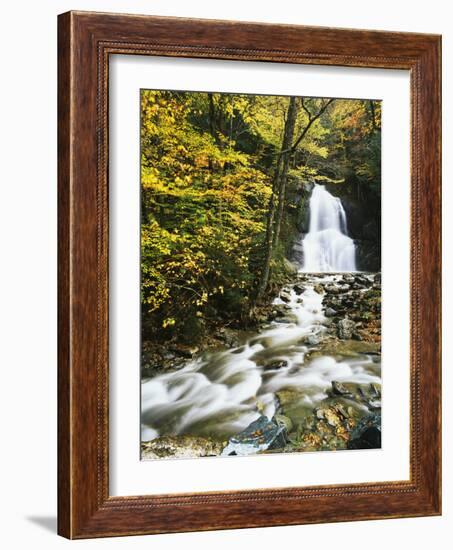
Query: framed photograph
xmin=58 ymin=11 xmax=441 ymax=538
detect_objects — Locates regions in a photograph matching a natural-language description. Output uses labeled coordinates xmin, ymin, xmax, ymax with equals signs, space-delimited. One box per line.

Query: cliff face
xmin=339 ymin=194 xmax=381 ymax=272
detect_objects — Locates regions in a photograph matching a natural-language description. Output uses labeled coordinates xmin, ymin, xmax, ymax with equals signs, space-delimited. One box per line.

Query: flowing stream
xmin=141 ymin=276 xmax=380 ymax=443
xmin=141 ymin=186 xmax=377 ymax=446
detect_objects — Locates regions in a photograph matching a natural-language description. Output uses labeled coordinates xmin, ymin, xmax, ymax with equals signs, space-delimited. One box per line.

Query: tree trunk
xmin=255 ymin=157 xmax=282 ymax=301
xmin=368 ymin=100 xmax=377 ymax=131
xmin=273 ymin=96 xmax=298 ymax=247
xmin=208 ymin=93 xmax=216 ymax=171
xmin=208 ymin=93 xmax=216 ymax=139
xmin=256 ymin=97 xmax=297 ymax=301
xmin=256 ymin=97 xmax=334 ymax=302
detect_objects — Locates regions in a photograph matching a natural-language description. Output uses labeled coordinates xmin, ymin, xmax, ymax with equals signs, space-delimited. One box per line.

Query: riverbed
xmin=141 ymin=272 xmax=381 ymax=459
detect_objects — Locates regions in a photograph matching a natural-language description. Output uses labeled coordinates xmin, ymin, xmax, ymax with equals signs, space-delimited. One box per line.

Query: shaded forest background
xmin=141 ymin=90 xmax=381 ymax=347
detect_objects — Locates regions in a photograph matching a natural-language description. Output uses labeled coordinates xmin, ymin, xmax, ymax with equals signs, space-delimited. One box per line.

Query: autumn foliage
xmin=140 ymin=90 xmax=381 ymax=344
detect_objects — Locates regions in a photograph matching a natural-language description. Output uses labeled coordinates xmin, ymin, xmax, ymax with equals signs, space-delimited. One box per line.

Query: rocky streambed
xmin=141 ymin=272 xmax=381 ymax=460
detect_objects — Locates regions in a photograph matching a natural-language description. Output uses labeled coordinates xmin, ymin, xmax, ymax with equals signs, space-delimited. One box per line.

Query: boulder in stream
xmin=169 ymin=344 xmax=199 ymax=358
xmin=279 ymin=290 xmax=292 ymax=303
xmin=337 ymin=318 xmax=356 ymax=339
xmin=307 ymin=334 xmax=322 ymax=345
xmin=293 ymin=283 xmax=305 ymax=295
xmin=264 ymin=360 xmax=288 ymax=370
xmin=221 ymin=415 xmax=286 ymax=456
xmin=325 ymin=307 xmax=337 ymax=317
xmin=347 ymin=413 xmax=381 ymax=449
xmin=331 ymin=380 xmax=353 ymax=397
xmin=219 ymin=328 xmax=242 ymax=348
xmin=313 ymin=284 xmax=325 ymax=294
xmin=141 ymin=435 xmax=224 ymax=459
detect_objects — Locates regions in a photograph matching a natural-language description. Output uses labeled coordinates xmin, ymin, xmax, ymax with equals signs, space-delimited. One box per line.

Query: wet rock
xmin=275 ymin=414 xmax=293 ymax=433
xmin=325 ymin=285 xmax=340 ymax=294
xmin=280 ymin=291 xmax=292 ymax=303
xmin=348 ymin=413 xmax=381 ymax=449
xmin=293 ymin=283 xmax=305 ymax=295
xmin=358 ymin=387 xmax=382 ymax=410
xmin=142 ymin=352 xmax=187 ymax=376
xmin=222 ymin=328 xmax=243 ymax=348
xmin=264 ymin=360 xmax=288 ymax=370
xmin=313 ymin=284 xmax=324 ymax=294
xmin=324 ymin=408 xmax=342 ymax=427
xmin=293 ymin=401 xmax=360 ymax=451
xmin=319 ymin=338 xmax=380 ymax=357
xmin=274 ymin=315 xmax=297 ymax=324
xmin=350 ymin=426 xmax=381 ymax=448
xmin=307 ymin=334 xmax=322 ymax=345
xmin=354 ymin=385 xmax=381 ymax=410
xmin=222 ymin=415 xmax=286 ymax=456
xmin=374 ymin=273 xmax=381 ymax=284
xmin=337 ymin=318 xmax=356 ymax=339
xmin=169 ymin=344 xmax=199 ymax=358
xmin=355 ymin=275 xmax=370 ymax=284
xmin=271 ymin=308 xmax=286 ymax=319
xmin=167 ymin=358 xmax=187 ymax=371
xmin=331 ymin=380 xmax=353 ymax=397
xmin=334 ymin=403 xmax=350 ymax=419
xmin=337 ymin=284 xmax=350 ymax=292
xmin=272 ymin=303 xmax=293 ymax=316
xmin=141 ymin=435 xmax=224 ymax=459
xmin=278 ymin=385 xmax=382 ymax=452
xmin=325 ymin=307 xmax=337 ymax=317
xmin=328 ymin=381 xmax=381 ymax=409
xmin=275 ymin=389 xmax=305 ymax=407
xmin=352 ymin=283 xmax=366 ymax=290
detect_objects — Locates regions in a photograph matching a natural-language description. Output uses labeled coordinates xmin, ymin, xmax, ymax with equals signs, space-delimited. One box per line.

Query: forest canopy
xmin=140 ymin=90 xmax=381 ymax=345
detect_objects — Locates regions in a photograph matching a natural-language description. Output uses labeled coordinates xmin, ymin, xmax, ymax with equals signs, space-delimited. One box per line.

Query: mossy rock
xmin=307 ymin=338 xmax=380 ymax=359
xmin=276 ymin=389 xmax=306 ymax=407
xmin=141 ymin=435 xmax=225 ymax=459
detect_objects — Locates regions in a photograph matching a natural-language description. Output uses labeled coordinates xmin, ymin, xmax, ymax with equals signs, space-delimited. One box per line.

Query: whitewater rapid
xmin=141 ymin=275 xmax=380 ymax=442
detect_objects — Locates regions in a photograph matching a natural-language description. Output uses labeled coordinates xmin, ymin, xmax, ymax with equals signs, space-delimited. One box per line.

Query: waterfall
xmin=301 ymin=185 xmax=357 ymax=272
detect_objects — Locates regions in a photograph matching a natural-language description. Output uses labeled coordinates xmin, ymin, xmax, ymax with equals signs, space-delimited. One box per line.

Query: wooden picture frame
xmin=58 ymin=10 xmax=441 ymax=539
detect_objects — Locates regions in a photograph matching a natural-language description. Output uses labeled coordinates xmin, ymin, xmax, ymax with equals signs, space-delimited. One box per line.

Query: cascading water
xmin=141 ymin=275 xmax=380 ymax=448
xmin=140 ymin=185 xmax=379 ymax=457
xmin=301 ymin=185 xmax=357 ymax=272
